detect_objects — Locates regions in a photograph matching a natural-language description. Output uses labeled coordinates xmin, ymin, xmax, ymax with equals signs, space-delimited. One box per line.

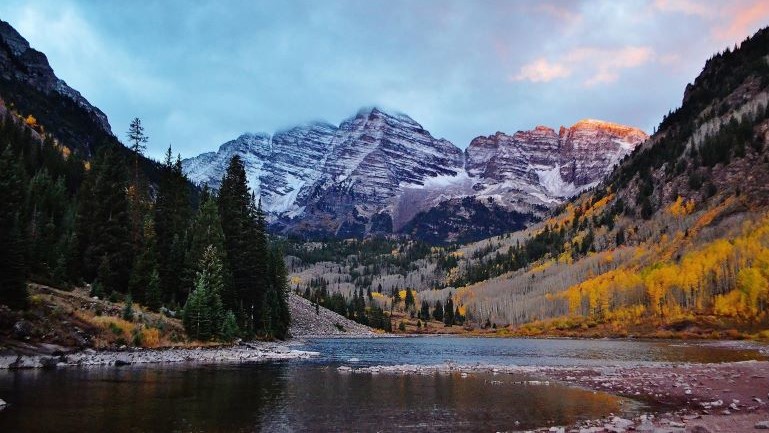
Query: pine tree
xmin=183 ymin=278 xmax=211 ymax=341
xmin=433 ymin=300 xmax=444 ymax=322
xmin=266 ymin=247 xmax=291 ymax=339
xmin=76 ymin=147 xmax=132 ymax=294
xmin=145 ymin=269 xmax=162 ymax=312
xmin=154 ymin=146 xmax=191 ymax=304
xmin=0 ymin=147 xmax=28 ymax=310
xmin=128 ymin=216 xmax=157 ymax=303
xmin=219 ymin=310 xmax=239 ymax=342
xmin=444 ymin=295 xmax=455 ymax=326
xmin=182 ymin=245 xmax=226 ymax=341
xmin=404 ymin=288 xmax=415 ymax=310
xmin=122 ymin=294 xmax=134 ymax=321
xmin=126 ymin=117 xmax=148 ymax=188
xmin=185 ymin=194 xmax=227 ymax=290
xmin=218 ymin=156 xmax=269 ymax=335
xmin=420 ymin=300 xmax=430 ymax=321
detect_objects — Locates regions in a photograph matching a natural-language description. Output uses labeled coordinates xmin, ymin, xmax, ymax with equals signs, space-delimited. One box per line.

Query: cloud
xmin=513 ymin=46 xmax=655 ymax=86
xmin=652 ymin=0 xmax=769 ymax=43
xmin=511 ymin=58 xmax=571 ymax=83
xmin=713 ymin=1 xmax=769 ymax=41
xmin=535 ymin=3 xmax=582 ymax=24
xmin=652 ymin=0 xmax=711 ymax=17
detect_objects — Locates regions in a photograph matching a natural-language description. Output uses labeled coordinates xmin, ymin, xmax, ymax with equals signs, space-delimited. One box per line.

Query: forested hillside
xmin=0 ymin=104 xmax=291 ymax=343
xmin=433 ymin=26 xmax=769 ymax=336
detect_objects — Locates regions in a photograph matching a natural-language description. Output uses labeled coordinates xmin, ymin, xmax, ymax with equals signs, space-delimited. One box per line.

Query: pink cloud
xmin=512 ymin=46 xmax=654 ymax=86
xmin=714 ymin=1 xmax=769 ymax=41
xmin=511 ymin=58 xmax=571 ymax=82
xmin=653 ymin=0 xmax=769 ymax=43
xmin=652 ymin=0 xmax=712 ymax=17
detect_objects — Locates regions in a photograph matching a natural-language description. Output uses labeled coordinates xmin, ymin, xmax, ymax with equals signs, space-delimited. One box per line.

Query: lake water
xmin=0 ymin=337 xmax=765 ymax=433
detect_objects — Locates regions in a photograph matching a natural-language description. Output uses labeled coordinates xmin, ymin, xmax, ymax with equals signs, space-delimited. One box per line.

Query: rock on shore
xmin=0 ymin=342 xmax=318 ymax=369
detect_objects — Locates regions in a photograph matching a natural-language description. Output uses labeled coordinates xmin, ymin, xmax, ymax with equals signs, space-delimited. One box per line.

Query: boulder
xmin=755 ymin=421 xmax=769 ymax=429
xmin=12 ymin=320 xmax=33 ymax=339
xmin=39 ymin=356 xmax=59 ymax=369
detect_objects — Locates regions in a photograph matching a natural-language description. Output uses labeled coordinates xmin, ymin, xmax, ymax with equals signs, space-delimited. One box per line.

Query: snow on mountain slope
xmin=182 ymin=108 xmax=647 ymax=241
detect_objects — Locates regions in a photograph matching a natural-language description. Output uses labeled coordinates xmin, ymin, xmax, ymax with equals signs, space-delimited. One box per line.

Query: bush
xmin=219 ymin=310 xmax=239 ymax=342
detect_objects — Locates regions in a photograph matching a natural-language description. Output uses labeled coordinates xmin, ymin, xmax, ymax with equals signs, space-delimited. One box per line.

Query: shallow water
xmin=0 ymin=337 xmax=765 ymax=432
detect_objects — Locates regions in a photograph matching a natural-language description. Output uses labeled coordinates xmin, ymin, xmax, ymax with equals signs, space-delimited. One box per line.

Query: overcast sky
xmin=2 ymin=0 xmax=768 ymax=160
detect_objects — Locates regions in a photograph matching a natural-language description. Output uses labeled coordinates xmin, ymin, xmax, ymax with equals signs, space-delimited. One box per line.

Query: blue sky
xmin=2 ymin=0 xmax=768 ymax=160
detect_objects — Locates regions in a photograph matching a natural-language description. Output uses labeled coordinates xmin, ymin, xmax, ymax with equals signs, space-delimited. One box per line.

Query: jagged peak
xmin=353 ymin=106 xmax=422 ymax=127
xmin=0 ymin=19 xmax=31 ymax=56
xmin=570 ymin=118 xmax=648 ymax=137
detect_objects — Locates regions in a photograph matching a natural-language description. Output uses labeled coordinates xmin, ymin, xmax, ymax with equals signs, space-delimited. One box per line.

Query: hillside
xmin=286 ymin=26 xmax=769 ymax=339
xmin=432 ymin=26 xmax=769 ymax=337
xmin=0 ymin=284 xmax=371 ymax=357
xmin=0 ymin=19 xmax=172 ymax=185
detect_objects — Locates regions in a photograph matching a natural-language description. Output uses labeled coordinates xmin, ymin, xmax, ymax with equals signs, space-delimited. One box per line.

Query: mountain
xmin=286 ymin=26 xmax=769 ymax=339
xmin=0 ymin=19 xmax=194 ymax=190
xmin=432 ymin=26 xmax=769 ymax=334
xmin=0 ymin=19 xmax=113 ymax=157
xmin=184 ymin=109 xmax=647 ymax=242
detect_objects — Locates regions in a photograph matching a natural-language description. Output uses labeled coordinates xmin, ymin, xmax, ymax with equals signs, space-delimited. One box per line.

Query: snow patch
xmin=535 ymin=164 xmax=580 ymax=198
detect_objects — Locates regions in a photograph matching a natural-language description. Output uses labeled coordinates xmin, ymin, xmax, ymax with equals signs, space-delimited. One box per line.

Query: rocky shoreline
xmin=0 ymin=341 xmax=318 ymax=369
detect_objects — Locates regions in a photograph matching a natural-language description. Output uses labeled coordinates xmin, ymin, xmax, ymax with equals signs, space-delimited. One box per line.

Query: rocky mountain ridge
xmin=0 ymin=19 xmax=112 ymax=156
xmin=184 ymin=108 xmax=647 ymax=242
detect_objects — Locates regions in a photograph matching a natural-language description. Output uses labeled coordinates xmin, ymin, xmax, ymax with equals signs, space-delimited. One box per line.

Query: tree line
xmin=0 ymin=114 xmax=290 ymax=340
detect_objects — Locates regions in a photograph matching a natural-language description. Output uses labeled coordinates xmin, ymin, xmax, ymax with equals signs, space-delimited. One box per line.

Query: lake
xmin=0 ymin=337 xmax=765 ymax=432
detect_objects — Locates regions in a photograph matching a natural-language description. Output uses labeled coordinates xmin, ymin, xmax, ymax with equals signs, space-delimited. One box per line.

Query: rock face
xmin=184 ymin=109 xmax=647 ymax=242
xmin=465 ymin=119 xmax=647 ymax=202
xmin=0 ymin=19 xmax=113 ymax=156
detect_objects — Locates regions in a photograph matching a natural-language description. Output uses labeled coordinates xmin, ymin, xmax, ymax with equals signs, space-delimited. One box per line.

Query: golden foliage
xmin=668 ymin=196 xmax=695 ymax=218
xmin=557 ymin=213 xmax=769 ymax=323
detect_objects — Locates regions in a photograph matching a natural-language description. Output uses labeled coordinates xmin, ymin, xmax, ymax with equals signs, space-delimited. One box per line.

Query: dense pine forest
xmin=0 ymin=111 xmax=290 ymax=341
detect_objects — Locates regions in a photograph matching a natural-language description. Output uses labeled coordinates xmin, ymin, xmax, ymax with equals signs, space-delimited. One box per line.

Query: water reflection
xmin=1 ymin=337 xmax=764 ymax=432
xmin=0 ymin=362 xmax=640 ymax=433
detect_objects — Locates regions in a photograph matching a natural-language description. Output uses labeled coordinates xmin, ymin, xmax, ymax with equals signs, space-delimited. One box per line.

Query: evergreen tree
xmin=183 ymin=278 xmax=211 ymax=341
xmin=154 ymin=146 xmax=191 ymax=304
xmin=76 ymin=146 xmax=133 ymax=294
xmin=0 ymin=147 xmax=28 ymax=310
xmin=420 ymin=300 xmax=430 ymax=321
xmin=219 ymin=310 xmax=240 ymax=342
xmin=126 ymin=117 xmax=148 ymax=187
xmin=183 ymin=245 xmax=226 ymax=341
xmin=218 ymin=156 xmax=268 ymax=335
xmin=185 ymin=194 xmax=227 ymax=289
xmin=404 ymin=287 xmax=415 ymax=310
xmin=444 ymin=295 xmax=454 ymax=326
xmin=266 ymin=246 xmax=291 ymax=339
xmin=122 ymin=294 xmax=134 ymax=321
xmin=145 ymin=269 xmax=162 ymax=312
xmin=433 ymin=300 xmax=444 ymax=322
xmin=128 ymin=216 xmax=157 ymax=303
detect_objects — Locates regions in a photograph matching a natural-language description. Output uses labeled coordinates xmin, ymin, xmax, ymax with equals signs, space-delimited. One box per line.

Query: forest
xmin=0 ymin=112 xmax=290 ymax=341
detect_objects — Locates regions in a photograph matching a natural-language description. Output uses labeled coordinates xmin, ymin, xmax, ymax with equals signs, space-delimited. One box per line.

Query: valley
xmin=2 ymin=5 xmax=769 ymax=433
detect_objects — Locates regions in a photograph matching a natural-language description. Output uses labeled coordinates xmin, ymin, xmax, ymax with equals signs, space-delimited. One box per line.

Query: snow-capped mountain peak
xmin=183 ymin=109 xmax=647 ymax=241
